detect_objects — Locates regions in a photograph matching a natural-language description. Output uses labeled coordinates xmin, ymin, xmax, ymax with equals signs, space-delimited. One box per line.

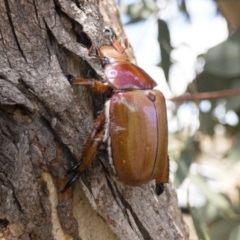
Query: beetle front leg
xmin=61 ymin=111 xmax=106 ymax=193
xmin=68 ymin=75 xmax=113 ymax=94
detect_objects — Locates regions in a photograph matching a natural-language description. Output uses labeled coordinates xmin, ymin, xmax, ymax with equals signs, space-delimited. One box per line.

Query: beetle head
xmin=99 ymin=27 xmax=129 ymax=68
xmin=99 ymin=45 xmax=128 ymax=68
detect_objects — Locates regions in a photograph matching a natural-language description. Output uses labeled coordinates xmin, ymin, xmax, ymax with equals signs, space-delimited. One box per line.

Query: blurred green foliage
xmin=157 ymin=19 xmax=172 ymax=82
xmin=119 ymin=0 xmax=240 ymax=239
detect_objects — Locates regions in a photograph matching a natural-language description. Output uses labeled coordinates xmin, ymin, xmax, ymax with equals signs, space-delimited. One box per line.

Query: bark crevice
xmin=114 ymin=182 xmax=154 ymax=240
xmin=4 ymin=0 xmax=27 ymax=62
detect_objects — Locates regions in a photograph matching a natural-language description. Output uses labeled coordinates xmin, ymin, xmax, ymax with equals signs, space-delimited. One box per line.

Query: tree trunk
xmin=0 ymin=0 xmax=188 ymax=239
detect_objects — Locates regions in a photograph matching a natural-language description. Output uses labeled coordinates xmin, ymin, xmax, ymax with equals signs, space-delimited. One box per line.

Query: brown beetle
xmin=63 ymin=27 xmax=169 ymax=195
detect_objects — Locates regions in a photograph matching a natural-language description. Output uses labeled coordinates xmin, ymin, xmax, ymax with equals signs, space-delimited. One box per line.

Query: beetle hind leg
xmin=61 ymin=111 xmax=106 ymax=193
xmin=61 ymin=172 xmax=81 ymax=193
xmin=155 ymin=183 xmax=165 ymax=195
xmin=155 ymin=155 xmax=170 ymax=195
xmin=60 ymin=161 xmax=82 ymax=193
xmin=67 ymin=161 xmax=82 ymax=174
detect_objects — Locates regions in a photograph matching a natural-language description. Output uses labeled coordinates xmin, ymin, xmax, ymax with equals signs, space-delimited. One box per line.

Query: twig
xmin=169 ymin=88 xmax=240 ymax=102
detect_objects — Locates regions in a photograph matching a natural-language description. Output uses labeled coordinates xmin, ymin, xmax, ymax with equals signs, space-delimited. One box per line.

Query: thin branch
xmin=169 ymin=88 xmax=240 ymax=102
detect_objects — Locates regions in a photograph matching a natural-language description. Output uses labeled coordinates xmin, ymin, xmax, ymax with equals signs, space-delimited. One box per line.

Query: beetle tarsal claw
xmin=61 ymin=172 xmax=81 ymax=193
xmin=155 ymin=183 xmax=165 ymax=195
xmin=67 ymin=74 xmax=76 ymax=85
xmin=67 ymin=161 xmax=82 ymax=174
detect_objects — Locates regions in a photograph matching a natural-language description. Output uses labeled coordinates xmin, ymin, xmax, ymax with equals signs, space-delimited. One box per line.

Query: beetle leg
xmin=84 ymin=110 xmax=106 ymax=148
xmin=77 ymin=128 xmax=105 ymax=172
xmin=72 ymin=76 xmax=113 ymax=94
xmin=155 ymin=155 xmax=170 ymax=195
xmin=67 ymin=161 xmax=82 ymax=174
xmin=61 ymin=172 xmax=81 ymax=193
xmin=61 ymin=111 xmax=106 ymax=193
xmin=111 ymin=38 xmax=128 ymax=57
xmin=155 ymin=183 xmax=165 ymax=195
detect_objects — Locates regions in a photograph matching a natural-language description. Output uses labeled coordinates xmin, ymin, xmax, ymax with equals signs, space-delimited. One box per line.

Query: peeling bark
xmin=0 ymin=0 xmax=188 ymax=239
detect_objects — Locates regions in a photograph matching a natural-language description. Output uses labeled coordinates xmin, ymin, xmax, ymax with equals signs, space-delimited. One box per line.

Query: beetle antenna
xmin=61 ymin=172 xmax=81 ymax=193
xmin=117 ymin=38 xmax=128 ymax=55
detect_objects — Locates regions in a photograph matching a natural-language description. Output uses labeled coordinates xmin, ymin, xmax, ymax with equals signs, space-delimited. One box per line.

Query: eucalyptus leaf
xmin=225 ymin=81 xmax=240 ymax=112
xmin=228 ymin=225 xmax=240 ymax=240
xmin=225 ymin=132 xmax=240 ymax=164
xmin=190 ymin=206 xmax=210 ymax=240
xmin=189 ymin=174 xmax=232 ymax=212
xmin=209 ymin=216 xmax=240 ymax=240
xmin=198 ymin=201 xmax=224 ymax=224
xmin=178 ymin=0 xmax=190 ymax=21
xmin=121 ymin=1 xmax=159 ymax=24
xmin=196 ymin=72 xmax=236 ymax=93
xmin=204 ymin=32 xmax=240 ymax=77
xmin=157 ymin=19 xmax=172 ymax=82
xmin=174 ymin=138 xmax=195 ymax=188
xmin=199 ymin=110 xmax=216 ymax=136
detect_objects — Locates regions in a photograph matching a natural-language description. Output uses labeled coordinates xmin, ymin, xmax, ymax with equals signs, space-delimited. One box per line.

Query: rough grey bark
xmin=0 ymin=0 xmax=188 ymax=239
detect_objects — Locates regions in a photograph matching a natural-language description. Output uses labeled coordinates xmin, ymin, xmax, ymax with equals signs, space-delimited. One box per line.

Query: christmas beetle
xmin=63 ymin=27 xmax=169 ymax=195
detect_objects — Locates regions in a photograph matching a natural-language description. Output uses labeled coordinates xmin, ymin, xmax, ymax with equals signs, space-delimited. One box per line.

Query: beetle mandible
xmin=63 ymin=27 xmax=169 ymax=195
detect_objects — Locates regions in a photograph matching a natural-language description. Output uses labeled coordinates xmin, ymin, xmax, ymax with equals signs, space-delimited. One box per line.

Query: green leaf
xmin=196 ymin=71 xmax=236 ymax=93
xmin=199 ymin=108 xmax=216 ymax=136
xmin=225 ymin=81 xmax=240 ymax=112
xmin=157 ymin=19 xmax=172 ymax=82
xmin=225 ymin=132 xmax=240 ymax=164
xmin=178 ymin=0 xmax=190 ymax=22
xmin=190 ymin=206 xmax=210 ymax=240
xmin=121 ymin=1 xmax=159 ymax=24
xmin=238 ymin=187 xmax=240 ymax=212
xmin=209 ymin=216 xmax=240 ymax=240
xmin=189 ymin=174 xmax=233 ymax=213
xmin=229 ymin=225 xmax=240 ymax=240
xmin=204 ymin=31 xmax=240 ymax=78
xmin=197 ymin=201 xmax=224 ymax=224
xmin=174 ymin=138 xmax=195 ymax=188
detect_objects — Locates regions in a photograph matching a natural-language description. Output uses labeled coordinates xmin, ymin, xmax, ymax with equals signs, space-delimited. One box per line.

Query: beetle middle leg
xmin=61 ymin=111 xmax=106 ymax=192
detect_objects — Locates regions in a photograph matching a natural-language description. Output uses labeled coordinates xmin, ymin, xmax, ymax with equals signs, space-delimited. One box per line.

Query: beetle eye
xmin=101 ymin=57 xmax=110 ymax=68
